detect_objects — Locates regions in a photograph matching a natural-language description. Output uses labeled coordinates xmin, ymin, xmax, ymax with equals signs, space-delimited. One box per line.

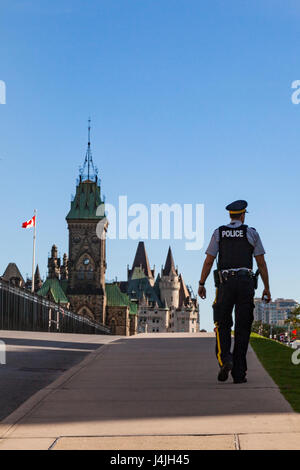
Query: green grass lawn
xmin=250 ymin=333 xmax=300 ymax=412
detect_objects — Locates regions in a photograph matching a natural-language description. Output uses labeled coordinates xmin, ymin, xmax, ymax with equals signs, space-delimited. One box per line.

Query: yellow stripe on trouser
xmin=213 ymin=288 xmax=223 ymax=367
xmin=215 ymin=322 xmax=223 ymax=367
xmin=213 ymin=288 xmax=218 ymax=305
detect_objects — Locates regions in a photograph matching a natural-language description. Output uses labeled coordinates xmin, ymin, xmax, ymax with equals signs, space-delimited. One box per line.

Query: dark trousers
xmin=213 ymin=273 xmax=255 ymax=380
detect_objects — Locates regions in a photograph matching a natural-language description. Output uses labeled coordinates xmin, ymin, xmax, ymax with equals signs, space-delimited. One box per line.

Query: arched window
xmin=76 ymin=254 xmax=95 ymax=280
xmin=78 ymin=305 xmax=94 ymax=319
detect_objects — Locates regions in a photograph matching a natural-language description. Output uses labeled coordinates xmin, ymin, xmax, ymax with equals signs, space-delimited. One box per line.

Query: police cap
xmin=226 ymin=200 xmax=248 ymax=215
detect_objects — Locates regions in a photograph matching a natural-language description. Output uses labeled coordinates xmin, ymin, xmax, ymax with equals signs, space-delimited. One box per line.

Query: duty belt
xmin=221 ymin=268 xmax=253 ymax=274
xmin=214 ymin=267 xmax=259 ymax=288
xmin=221 ymin=268 xmax=253 ymax=280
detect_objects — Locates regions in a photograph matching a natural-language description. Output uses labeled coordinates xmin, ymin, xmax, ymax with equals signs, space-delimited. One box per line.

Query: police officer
xmin=198 ymin=200 xmax=271 ymax=384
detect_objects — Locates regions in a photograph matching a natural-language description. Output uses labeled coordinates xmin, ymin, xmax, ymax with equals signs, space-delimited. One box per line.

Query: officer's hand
xmin=262 ymin=288 xmax=271 ymax=303
xmin=198 ymin=286 xmax=206 ymax=299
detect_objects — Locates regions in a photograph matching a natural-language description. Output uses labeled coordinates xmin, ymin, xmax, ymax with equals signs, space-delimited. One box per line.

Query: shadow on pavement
xmin=0 ymin=333 xmax=118 ymax=421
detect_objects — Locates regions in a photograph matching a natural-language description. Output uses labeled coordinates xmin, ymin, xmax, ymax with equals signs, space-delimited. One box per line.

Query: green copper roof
xmin=37 ymin=278 xmax=69 ymax=304
xmin=127 ymin=277 xmax=162 ymax=307
xmin=60 ymin=279 xmax=69 ymax=294
xmin=66 ymin=180 xmax=104 ymax=220
xmin=131 ymin=266 xmax=148 ymax=280
xmin=106 ymin=283 xmax=138 ymax=315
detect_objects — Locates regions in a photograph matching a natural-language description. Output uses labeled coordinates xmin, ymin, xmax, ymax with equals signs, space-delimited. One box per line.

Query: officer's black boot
xmin=232 ymin=376 xmax=247 ymax=384
xmin=217 ymin=360 xmax=233 ymax=382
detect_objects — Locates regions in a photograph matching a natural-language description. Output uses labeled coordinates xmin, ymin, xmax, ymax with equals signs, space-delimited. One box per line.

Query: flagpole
xmin=31 ymin=209 xmax=37 ymax=293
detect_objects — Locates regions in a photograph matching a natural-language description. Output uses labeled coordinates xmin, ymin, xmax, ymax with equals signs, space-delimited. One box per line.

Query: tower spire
xmin=87 ymin=117 xmax=91 ymax=180
xmin=79 ymin=118 xmax=98 ymax=182
xmin=162 ymin=246 xmax=177 ymax=276
xmin=128 ymin=241 xmax=154 ymax=281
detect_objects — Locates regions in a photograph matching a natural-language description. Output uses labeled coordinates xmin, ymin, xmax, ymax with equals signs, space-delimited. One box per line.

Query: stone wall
xmin=129 ymin=314 xmax=138 ymax=336
xmin=106 ymin=305 xmax=130 ymax=336
xmin=68 ymin=294 xmax=105 ymax=324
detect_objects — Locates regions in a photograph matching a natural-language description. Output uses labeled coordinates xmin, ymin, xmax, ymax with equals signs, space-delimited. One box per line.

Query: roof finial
xmin=79 ymin=117 xmax=98 ymax=183
xmin=87 ymin=117 xmax=91 ymax=180
xmin=88 ymin=117 xmax=91 ymax=144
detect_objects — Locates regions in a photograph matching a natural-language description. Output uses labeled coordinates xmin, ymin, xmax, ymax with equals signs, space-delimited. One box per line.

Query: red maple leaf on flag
xmin=22 ymin=215 xmax=36 ymax=229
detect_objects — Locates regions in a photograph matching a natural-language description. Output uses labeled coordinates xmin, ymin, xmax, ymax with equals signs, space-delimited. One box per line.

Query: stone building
xmin=7 ymin=123 xmax=199 ymax=338
xmin=2 ymin=263 xmax=25 ymax=288
xmin=106 ymin=283 xmax=138 ymax=336
xmin=37 ymin=122 xmax=138 ymax=335
xmin=65 ymin=174 xmax=107 ymax=324
xmin=119 ymin=242 xmax=200 ymax=333
xmin=2 ymin=263 xmax=43 ymax=293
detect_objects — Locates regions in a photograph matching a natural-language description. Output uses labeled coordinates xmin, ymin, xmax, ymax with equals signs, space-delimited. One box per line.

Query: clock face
xmin=83 ymin=258 xmax=90 ymax=266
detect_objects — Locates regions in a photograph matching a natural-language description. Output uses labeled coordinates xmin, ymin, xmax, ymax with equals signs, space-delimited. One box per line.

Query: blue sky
xmin=1 ymin=0 xmax=300 ymax=330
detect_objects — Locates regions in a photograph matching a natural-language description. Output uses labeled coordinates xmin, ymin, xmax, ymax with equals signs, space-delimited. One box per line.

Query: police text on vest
xmin=222 ymin=230 xmax=244 ymax=238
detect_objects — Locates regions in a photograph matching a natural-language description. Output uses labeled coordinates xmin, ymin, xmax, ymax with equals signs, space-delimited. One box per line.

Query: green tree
xmin=251 ymin=321 xmax=271 ymax=338
xmin=251 ymin=321 xmax=287 ymax=340
xmin=284 ymin=306 xmax=300 ymax=339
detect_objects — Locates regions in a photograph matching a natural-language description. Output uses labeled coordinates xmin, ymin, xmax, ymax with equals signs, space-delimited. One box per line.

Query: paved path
xmin=0 ymin=332 xmax=299 ymax=450
xmin=0 ymin=331 xmax=119 ymax=420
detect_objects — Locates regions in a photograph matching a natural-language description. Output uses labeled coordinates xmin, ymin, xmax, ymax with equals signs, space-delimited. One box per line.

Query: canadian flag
xmin=22 ymin=215 xmax=36 ymax=229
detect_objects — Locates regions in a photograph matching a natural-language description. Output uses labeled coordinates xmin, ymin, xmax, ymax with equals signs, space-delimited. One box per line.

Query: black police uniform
xmin=213 ymin=200 xmax=255 ymax=382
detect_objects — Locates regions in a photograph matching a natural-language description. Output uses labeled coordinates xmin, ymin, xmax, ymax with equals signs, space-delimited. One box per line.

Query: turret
xmin=60 ymin=253 xmax=69 ymax=280
xmin=159 ymin=247 xmax=180 ymax=308
xmin=128 ymin=241 xmax=155 ymax=286
xmin=48 ymin=244 xmax=61 ymax=279
xmin=34 ymin=264 xmax=43 ymax=291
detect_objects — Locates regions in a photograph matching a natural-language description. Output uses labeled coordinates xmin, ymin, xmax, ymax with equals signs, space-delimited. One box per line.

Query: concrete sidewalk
xmin=0 ymin=333 xmax=299 ymax=450
xmin=0 ymin=330 xmax=119 ymax=421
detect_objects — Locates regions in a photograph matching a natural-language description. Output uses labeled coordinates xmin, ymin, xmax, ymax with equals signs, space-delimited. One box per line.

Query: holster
xmin=253 ymin=269 xmax=260 ymax=290
xmin=213 ymin=269 xmax=223 ymax=288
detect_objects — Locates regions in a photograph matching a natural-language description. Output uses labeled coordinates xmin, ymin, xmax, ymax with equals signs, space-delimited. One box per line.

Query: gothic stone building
xmin=34 ymin=125 xmax=198 ymax=336
xmin=37 ymin=126 xmax=137 ymax=336
xmin=118 ymin=242 xmax=200 ymax=333
xmin=65 ymin=173 xmax=107 ymax=324
xmin=2 ymin=262 xmax=43 ymax=292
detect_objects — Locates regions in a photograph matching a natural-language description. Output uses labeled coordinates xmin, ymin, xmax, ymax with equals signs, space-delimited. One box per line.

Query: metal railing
xmin=0 ymin=279 xmax=110 ymax=335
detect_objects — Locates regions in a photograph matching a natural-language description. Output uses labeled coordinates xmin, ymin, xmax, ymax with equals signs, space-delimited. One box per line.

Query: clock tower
xmin=66 ymin=121 xmax=107 ymax=324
